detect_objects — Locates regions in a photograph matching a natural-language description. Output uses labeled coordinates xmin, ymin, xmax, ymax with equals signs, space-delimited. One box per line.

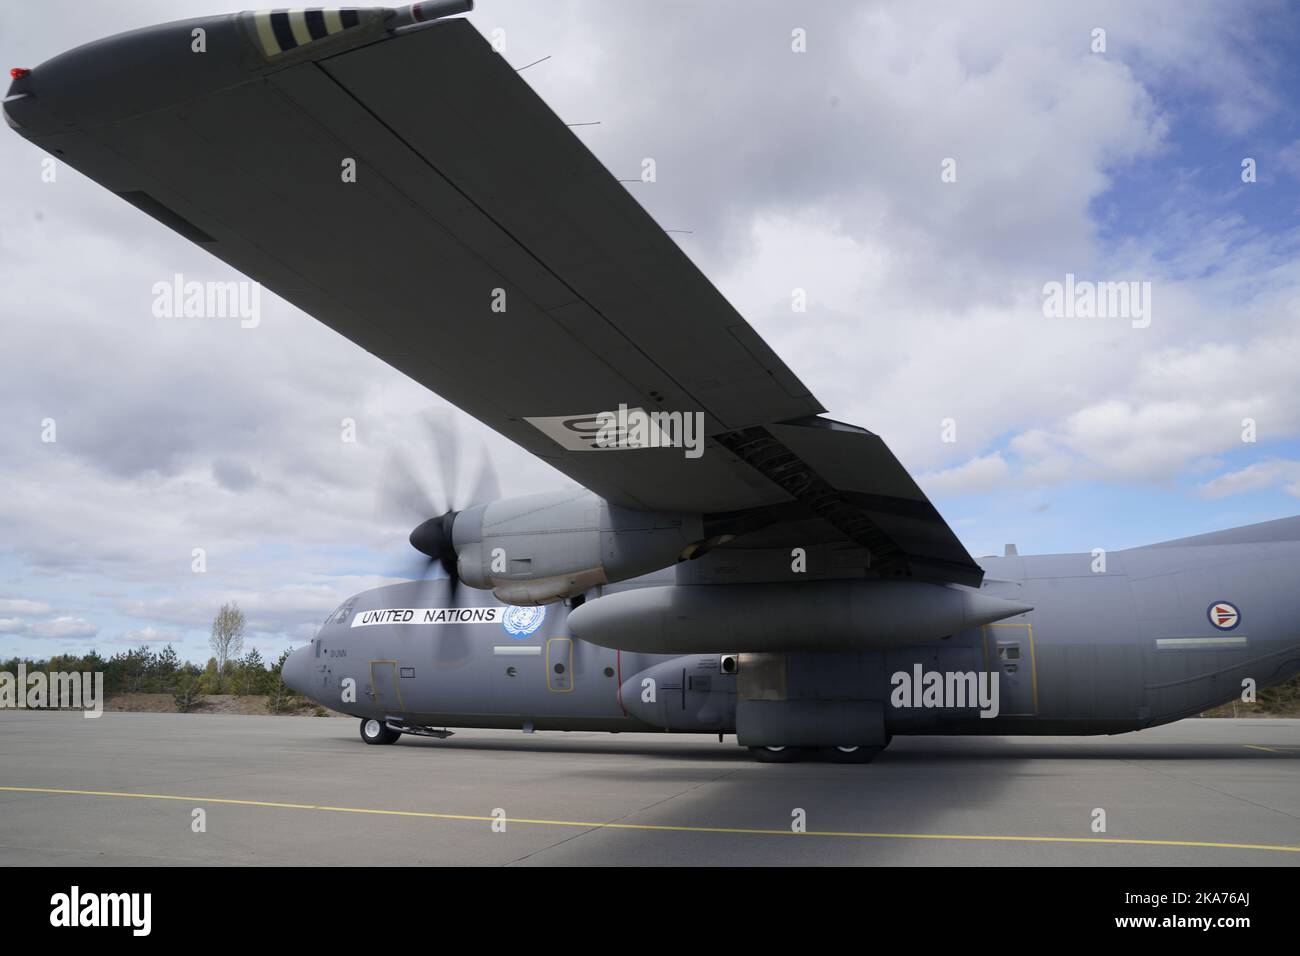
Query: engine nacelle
xmin=567 ymin=580 xmax=1034 ymax=653
xmin=451 ymin=490 xmax=703 ymax=605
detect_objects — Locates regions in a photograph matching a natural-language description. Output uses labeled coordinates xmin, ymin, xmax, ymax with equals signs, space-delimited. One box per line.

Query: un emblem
xmin=502 ymin=604 xmax=546 ymax=637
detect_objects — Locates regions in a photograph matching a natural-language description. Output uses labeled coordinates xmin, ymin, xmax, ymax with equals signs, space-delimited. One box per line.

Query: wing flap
xmin=721 ymin=419 xmax=984 ymax=587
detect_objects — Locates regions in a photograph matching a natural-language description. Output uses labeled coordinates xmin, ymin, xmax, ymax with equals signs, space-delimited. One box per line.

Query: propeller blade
xmin=382 ymin=552 xmax=438 ymax=583
xmin=376 ymin=405 xmax=502 ymax=592
xmin=411 ymin=570 xmax=447 ymax=607
xmin=422 ymin=410 xmax=459 ymax=513
xmin=377 ymin=450 xmax=437 ymax=527
xmin=466 ymin=449 xmax=501 ymax=509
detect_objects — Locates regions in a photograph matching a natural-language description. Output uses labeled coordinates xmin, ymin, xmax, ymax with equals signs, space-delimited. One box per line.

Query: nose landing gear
xmin=359 ymin=718 xmax=402 ymax=745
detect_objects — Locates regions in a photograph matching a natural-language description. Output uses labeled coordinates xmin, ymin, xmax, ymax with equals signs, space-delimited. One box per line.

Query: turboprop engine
xmin=566 ymin=580 xmax=1034 ymax=653
xmin=410 ymin=489 xmax=705 ymax=605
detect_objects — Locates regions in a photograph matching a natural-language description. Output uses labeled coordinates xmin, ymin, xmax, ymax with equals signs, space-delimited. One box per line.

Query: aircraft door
xmin=369 ymin=660 xmax=403 ymax=712
xmin=987 ymin=624 xmax=1037 ymax=716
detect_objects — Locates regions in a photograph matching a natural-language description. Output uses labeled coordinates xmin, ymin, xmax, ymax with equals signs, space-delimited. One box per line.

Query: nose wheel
xmin=360 ymin=718 xmax=401 ymax=745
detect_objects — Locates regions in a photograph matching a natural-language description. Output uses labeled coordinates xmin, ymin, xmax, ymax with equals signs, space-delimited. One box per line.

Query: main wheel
xmin=749 ymin=745 xmax=804 ymax=763
xmin=359 ymin=718 xmax=401 ymax=745
xmin=823 ymin=745 xmax=883 ymax=764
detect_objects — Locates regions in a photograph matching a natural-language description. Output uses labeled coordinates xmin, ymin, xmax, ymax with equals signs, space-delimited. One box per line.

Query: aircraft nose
xmin=281 ymin=645 xmax=311 ymax=695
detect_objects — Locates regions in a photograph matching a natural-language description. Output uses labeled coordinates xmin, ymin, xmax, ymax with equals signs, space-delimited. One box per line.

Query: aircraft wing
xmin=4 ymin=7 xmax=982 ymax=587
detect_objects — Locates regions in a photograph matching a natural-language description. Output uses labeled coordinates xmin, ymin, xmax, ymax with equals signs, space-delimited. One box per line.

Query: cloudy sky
xmin=3 ymin=0 xmax=1300 ymax=664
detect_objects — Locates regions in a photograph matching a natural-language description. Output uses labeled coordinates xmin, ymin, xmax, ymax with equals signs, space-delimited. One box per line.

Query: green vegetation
xmin=173 ymin=673 xmax=205 ymax=713
xmin=1 ymin=605 xmax=310 ymax=713
xmin=265 ymin=649 xmax=300 ymax=714
xmin=1259 ymin=677 xmax=1300 ymax=713
xmin=0 ymin=642 xmax=293 ymax=700
xmin=1204 ymin=675 xmax=1300 ymax=717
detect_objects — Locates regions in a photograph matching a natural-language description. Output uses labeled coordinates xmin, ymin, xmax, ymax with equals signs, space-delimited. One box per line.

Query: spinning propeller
xmin=378 ymin=411 xmax=500 ymax=600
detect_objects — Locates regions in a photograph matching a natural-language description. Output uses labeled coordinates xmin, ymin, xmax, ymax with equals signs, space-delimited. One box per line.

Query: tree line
xmin=0 ymin=644 xmax=300 ymax=712
xmin=0 ymin=602 xmax=305 ymax=713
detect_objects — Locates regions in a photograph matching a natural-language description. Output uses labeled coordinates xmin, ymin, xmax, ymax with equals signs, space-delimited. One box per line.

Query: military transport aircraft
xmin=9 ymin=2 xmax=1300 ymax=761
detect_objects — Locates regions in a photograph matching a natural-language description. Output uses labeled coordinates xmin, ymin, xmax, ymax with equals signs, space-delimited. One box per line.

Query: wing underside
xmin=5 ymin=8 xmax=982 ymax=586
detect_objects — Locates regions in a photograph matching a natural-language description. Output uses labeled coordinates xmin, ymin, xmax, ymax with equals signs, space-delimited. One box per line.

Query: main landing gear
xmin=359 ymin=718 xmax=402 ymax=745
xmin=748 ymin=737 xmax=892 ymax=764
xmin=823 ymin=744 xmax=884 ymax=764
xmin=749 ymin=745 xmax=802 ymax=763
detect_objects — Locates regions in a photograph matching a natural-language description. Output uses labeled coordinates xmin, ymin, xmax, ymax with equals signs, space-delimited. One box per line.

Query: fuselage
xmin=282 ymin=519 xmax=1300 ymax=741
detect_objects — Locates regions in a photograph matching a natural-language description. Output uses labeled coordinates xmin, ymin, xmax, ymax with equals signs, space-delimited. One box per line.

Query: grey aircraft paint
xmin=280 ymin=515 xmax=1300 ymax=755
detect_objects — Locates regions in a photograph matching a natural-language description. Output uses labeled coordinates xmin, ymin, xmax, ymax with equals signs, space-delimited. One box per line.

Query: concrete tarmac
xmin=0 ymin=711 xmax=1297 ymax=865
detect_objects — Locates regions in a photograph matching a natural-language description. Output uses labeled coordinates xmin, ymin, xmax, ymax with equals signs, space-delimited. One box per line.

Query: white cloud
xmin=30 ymin=616 xmax=98 ymax=639
xmin=0 ymin=599 xmax=53 ymax=615
xmin=918 ymin=454 xmax=1011 ymax=497
xmin=1199 ymin=460 xmax=1300 ymax=500
xmin=0 ymin=615 xmax=99 ymax=640
xmin=112 ymin=626 xmax=181 ymax=646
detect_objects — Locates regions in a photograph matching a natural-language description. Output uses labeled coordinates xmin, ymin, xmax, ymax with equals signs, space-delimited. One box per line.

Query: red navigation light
xmin=10 ymin=67 xmax=31 ymax=79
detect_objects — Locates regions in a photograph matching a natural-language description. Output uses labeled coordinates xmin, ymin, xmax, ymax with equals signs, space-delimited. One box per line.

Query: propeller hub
xmin=410 ymin=511 xmax=458 ymax=565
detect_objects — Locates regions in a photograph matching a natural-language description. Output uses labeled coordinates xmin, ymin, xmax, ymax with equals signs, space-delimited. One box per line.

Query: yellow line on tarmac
xmin=2 ymin=785 xmax=1298 ymax=855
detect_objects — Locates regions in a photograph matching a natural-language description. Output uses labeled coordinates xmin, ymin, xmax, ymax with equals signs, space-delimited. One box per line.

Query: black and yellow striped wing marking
xmin=251 ymin=9 xmax=366 ymax=58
